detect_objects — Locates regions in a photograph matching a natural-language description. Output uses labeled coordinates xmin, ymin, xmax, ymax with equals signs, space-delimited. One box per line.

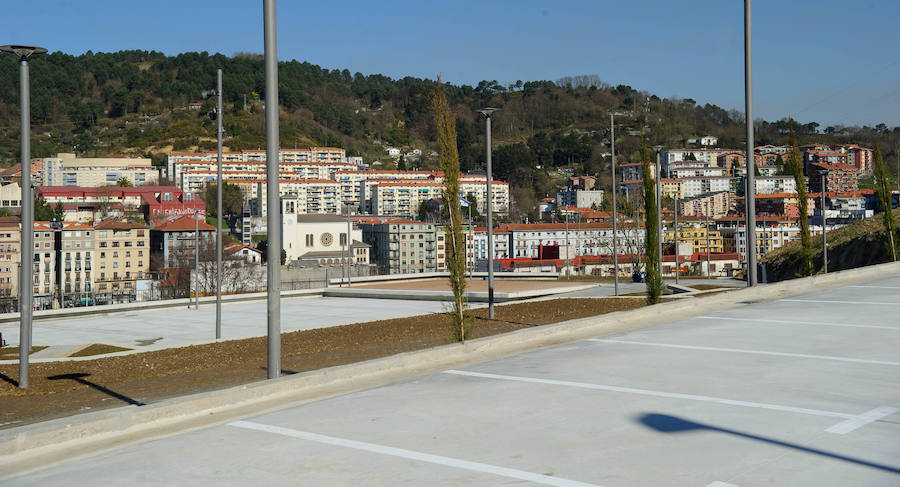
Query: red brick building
xmin=808 ymin=163 xmax=858 ymax=193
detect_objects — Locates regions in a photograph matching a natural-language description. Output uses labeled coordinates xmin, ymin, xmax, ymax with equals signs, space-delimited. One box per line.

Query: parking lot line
xmin=847 ymin=285 xmax=900 ymax=290
xmin=824 ymin=406 xmax=899 ymax=435
xmin=696 ymin=316 xmax=899 ymax=330
xmin=228 ymin=420 xmax=603 ymax=487
xmin=443 ymin=370 xmax=855 ymax=420
xmin=588 ymin=339 xmax=900 ymax=367
xmin=780 ymin=299 xmax=899 ymax=306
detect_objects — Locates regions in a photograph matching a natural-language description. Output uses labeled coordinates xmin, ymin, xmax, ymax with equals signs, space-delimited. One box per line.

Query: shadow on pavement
xmin=637 ymin=413 xmax=900 ymax=475
xmin=48 ymin=373 xmax=145 ymax=406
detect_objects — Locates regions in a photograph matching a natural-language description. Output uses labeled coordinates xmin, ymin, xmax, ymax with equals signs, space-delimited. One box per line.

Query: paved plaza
xmin=2 ymin=275 xmax=898 ymax=486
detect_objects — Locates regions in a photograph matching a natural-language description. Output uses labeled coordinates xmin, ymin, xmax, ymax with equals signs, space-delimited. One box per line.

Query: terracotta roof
xmin=94 ymin=218 xmax=149 ymax=230
xmin=152 ymin=215 xmax=215 ymax=232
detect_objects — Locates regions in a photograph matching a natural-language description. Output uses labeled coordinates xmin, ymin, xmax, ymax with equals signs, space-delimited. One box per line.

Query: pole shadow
xmin=638 ymin=413 xmax=899 ymax=475
xmin=259 ymin=367 xmax=298 ymax=375
xmin=48 ymin=373 xmax=145 ymax=406
xmin=0 ymin=371 xmax=18 ymax=387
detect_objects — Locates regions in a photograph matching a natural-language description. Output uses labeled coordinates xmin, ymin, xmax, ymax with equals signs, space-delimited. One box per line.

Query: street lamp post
xmin=194 ymin=213 xmax=200 ymax=310
xmin=263 ymin=0 xmax=281 ymax=379
xmin=477 ymin=108 xmax=498 ymax=319
xmin=345 ymin=202 xmax=353 ymax=287
xmin=2 ymin=45 xmax=47 ymax=389
xmin=821 ymin=175 xmax=828 ymax=273
xmin=744 ymin=0 xmax=757 ymax=286
xmin=215 ymin=68 xmax=223 ymax=339
xmin=609 ymin=113 xmax=619 ymax=295
xmin=706 ymin=205 xmax=712 ymax=278
xmin=674 ymin=197 xmax=679 ymax=284
xmin=564 ymin=210 xmax=570 ymax=278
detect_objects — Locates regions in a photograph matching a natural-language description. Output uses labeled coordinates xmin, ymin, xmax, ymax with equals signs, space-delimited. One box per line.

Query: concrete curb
xmin=1 ymin=261 xmax=898 ymax=476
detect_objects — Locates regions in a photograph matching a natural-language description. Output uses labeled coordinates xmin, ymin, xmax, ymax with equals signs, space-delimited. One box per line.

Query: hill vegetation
xmin=1 ymin=50 xmax=898 ymax=218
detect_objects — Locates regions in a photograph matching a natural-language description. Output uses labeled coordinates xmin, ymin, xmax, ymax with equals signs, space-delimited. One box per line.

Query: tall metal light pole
xmin=744 ymin=0 xmax=757 ymax=286
xmin=263 ymin=0 xmax=281 ymax=379
xmin=674 ymin=197 xmax=679 ymax=284
xmin=345 ymin=202 xmax=353 ymax=287
xmin=194 ymin=213 xmax=200 ymax=310
xmin=215 ymin=68 xmax=223 ymax=339
xmin=478 ymin=108 xmax=498 ymax=319
xmin=3 ymin=45 xmax=46 ymax=389
xmin=706 ymin=205 xmax=711 ymax=278
xmin=564 ymin=210 xmax=570 ymax=278
xmin=821 ymin=175 xmax=828 ymax=273
xmin=655 ymin=148 xmax=663 ymax=279
xmin=610 ymin=113 xmax=619 ymax=295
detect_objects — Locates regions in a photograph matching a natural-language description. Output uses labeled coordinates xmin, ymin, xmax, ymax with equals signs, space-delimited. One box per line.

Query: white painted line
xmin=706 ymin=482 xmax=738 ymax=487
xmin=588 ymin=339 xmax=900 ymax=367
xmin=229 ymin=420 xmax=601 ymax=487
xmin=848 ymin=285 xmax=900 ymax=290
xmin=444 ymin=370 xmax=854 ymax=420
xmin=780 ymin=299 xmax=899 ymax=306
xmin=696 ymin=316 xmax=899 ymax=331
xmin=824 ymin=406 xmax=899 ymax=434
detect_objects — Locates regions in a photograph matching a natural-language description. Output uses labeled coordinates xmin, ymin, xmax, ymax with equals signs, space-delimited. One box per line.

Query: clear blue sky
xmin=8 ymin=0 xmax=900 ymax=127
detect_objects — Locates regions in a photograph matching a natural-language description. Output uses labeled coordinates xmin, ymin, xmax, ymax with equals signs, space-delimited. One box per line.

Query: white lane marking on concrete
xmin=697 ymin=315 xmax=899 ymax=330
xmin=443 ymin=370 xmax=854 ymax=420
xmin=780 ymin=299 xmax=899 ymax=306
xmin=229 ymin=420 xmax=601 ymax=487
xmin=824 ymin=406 xmax=899 ymax=434
xmin=848 ymin=285 xmax=900 ymax=289
xmin=706 ymin=482 xmax=738 ymax=487
xmin=588 ymin=339 xmax=900 ymax=367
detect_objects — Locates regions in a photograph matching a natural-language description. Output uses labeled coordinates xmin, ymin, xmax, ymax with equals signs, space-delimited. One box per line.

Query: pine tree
xmin=789 ymin=130 xmax=813 ymax=275
xmin=873 ymin=142 xmax=897 ymax=261
xmin=431 ymin=78 xmax=470 ymax=340
xmin=640 ymin=134 xmax=663 ymax=303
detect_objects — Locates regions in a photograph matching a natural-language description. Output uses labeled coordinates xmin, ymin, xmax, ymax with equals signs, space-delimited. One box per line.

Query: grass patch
xmin=70 ymin=344 xmax=132 ymax=357
xmin=0 ymin=346 xmax=48 ymax=359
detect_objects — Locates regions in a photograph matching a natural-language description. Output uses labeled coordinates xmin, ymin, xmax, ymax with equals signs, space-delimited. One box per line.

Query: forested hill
xmin=0 ymin=50 xmax=897 ymax=213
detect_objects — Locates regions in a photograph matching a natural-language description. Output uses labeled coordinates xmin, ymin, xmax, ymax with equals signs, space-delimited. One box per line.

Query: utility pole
xmin=821 ymin=175 xmax=828 ymax=273
xmin=610 ymin=113 xmax=619 ymax=295
xmin=263 ymin=0 xmax=281 ymax=379
xmin=706 ymin=205 xmax=711 ymax=279
xmin=215 ymin=68 xmax=223 ymax=339
xmin=655 ymin=149 xmax=663 ymax=280
xmin=478 ymin=108 xmax=498 ymax=319
xmin=564 ymin=210 xmax=570 ymax=278
xmin=674 ymin=197 xmax=679 ymax=284
xmin=744 ymin=0 xmax=757 ymax=286
xmin=194 ymin=213 xmax=200 ymax=310
xmin=2 ymin=44 xmax=46 ymax=389
xmin=346 ymin=203 xmax=353 ymax=287
xmin=468 ymin=203 xmax=473 ymax=279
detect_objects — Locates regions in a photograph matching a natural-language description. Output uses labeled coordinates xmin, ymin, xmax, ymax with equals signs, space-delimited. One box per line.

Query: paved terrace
xmin=2 ymin=275 xmax=897 ymax=485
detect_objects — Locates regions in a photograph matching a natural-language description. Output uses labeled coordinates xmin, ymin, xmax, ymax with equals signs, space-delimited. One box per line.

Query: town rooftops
xmin=94 ymin=218 xmax=149 ymax=230
xmin=152 ymin=215 xmax=215 ymax=232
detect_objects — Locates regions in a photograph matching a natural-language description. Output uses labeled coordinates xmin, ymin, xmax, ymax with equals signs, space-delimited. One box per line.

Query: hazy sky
xmin=7 ymin=0 xmax=900 ymax=127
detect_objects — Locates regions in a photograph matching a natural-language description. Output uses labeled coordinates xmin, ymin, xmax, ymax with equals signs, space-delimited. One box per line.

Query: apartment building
xmin=166 ymin=147 xmax=349 ymax=182
xmin=498 ymin=223 xmax=645 ymax=259
xmin=40 ymin=153 xmax=159 ymax=187
xmin=665 ymin=225 xmax=726 ymax=255
xmin=555 ymin=189 xmax=604 ymax=210
xmin=0 ymin=217 xmax=20 ymax=303
xmin=679 ymin=191 xmax=733 ymax=219
xmin=0 ymin=182 xmax=22 ymax=209
xmin=753 ymin=176 xmax=798 ymax=194
xmin=55 ymin=222 xmax=95 ymax=306
xmin=32 ymin=222 xmax=57 ymax=308
xmin=808 ymin=163 xmax=858 ymax=193
xmin=681 ymin=176 xmax=733 ymax=198
xmin=618 ymin=162 xmax=657 ymax=182
xmin=359 ymin=220 xmax=441 ymax=274
xmin=94 ymin=219 xmax=149 ymax=301
xmin=150 ymin=216 xmax=216 ymax=269
xmin=39 ymin=186 xmax=205 ymax=224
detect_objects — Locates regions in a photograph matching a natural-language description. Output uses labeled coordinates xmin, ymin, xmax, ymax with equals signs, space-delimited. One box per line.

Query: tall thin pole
xmin=744 ymin=0 xmax=757 ymax=286
xmin=481 ymin=111 xmax=496 ymax=319
xmin=564 ymin=211 xmax=570 ymax=278
xmin=610 ymin=113 xmax=618 ymax=295
xmin=346 ymin=204 xmax=352 ymax=287
xmin=706 ymin=205 xmax=711 ymax=278
xmin=194 ymin=214 xmax=200 ymax=310
xmin=656 ymin=150 xmax=663 ymax=279
xmin=264 ymin=0 xmax=281 ymax=379
xmin=215 ymin=68 xmax=223 ymax=339
xmin=18 ymin=57 xmax=33 ymax=388
xmin=674 ymin=197 xmax=679 ymax=284
xmin=468 ymin=204 xmax=473 ymax=279
xmin=821 ymin=175 xmax=828 ymax=273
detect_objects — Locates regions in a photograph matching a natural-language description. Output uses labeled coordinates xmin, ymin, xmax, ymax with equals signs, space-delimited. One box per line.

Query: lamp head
xmin=477 ymin=107 xmax=499 ymax=117
xmin=0 ymin=45 xmax=48 ymax=60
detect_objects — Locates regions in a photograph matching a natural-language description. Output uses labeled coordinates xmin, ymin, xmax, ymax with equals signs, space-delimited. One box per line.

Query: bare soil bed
xmin=353 ymin=278 xmax=586 ymax=292
xmin=0 ymin=298 xmax=644 ymax=429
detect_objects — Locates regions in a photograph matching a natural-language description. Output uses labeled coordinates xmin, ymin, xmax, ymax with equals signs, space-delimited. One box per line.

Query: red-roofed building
xmin=150 ymin=215 xmax=215 ymax=270
xmin=808 ymin=162 xmax=858 ymax=193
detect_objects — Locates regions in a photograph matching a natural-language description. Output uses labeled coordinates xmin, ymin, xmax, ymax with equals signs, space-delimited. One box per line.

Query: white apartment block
xmin=555 ymin=189 xmax=604 ymax=209
xmin=681 ymin=176 xmax=733 ymax=198
xmin=41 ymin=153 xmax=160 ymax=187
xmin=503 ymin=223 xmax=645 ymax=259
xmin=754 ymin=176 xmax=798 ymax=195
xmin=662 ymin=149 xmax=727 ymax=170
xmin=670 ymin=166 xmax=728 ymax=178
xmin=368 ymin=179 xmax=510 ymax=217
xmin=166 ymin=147 xmax=346 ymax=175
xmin=255 ymin=180 xmax=344 ymax=216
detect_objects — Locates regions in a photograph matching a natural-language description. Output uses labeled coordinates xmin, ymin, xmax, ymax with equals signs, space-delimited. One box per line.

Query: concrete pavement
xmin=3 ymin=274 xmax=897 ymax=485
